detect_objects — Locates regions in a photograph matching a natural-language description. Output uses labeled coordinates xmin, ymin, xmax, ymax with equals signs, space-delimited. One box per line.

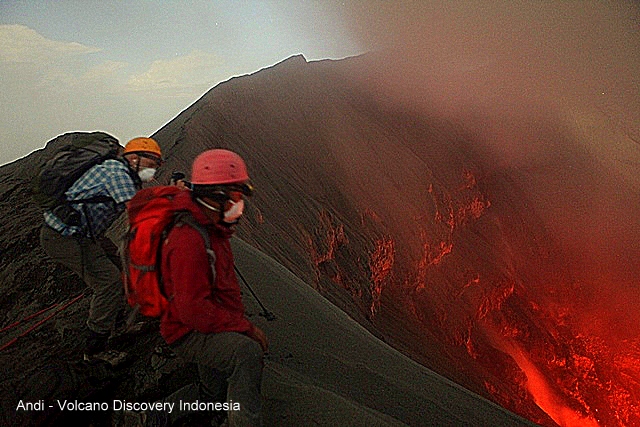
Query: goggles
xmin=193 ymin=182 xmax=254 ymax=202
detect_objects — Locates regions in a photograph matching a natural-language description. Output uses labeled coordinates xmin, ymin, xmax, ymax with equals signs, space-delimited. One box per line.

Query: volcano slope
xmin=151 ymin=55 xmax=640 ymax=426
xmin=1 ymin=54 xmax=639 ymax=426
xmin=0 ymin=136 xmax=535 ymax=426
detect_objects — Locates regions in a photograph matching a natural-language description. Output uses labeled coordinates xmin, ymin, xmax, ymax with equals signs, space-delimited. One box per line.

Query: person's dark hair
xmin=170 ymin=171 xmax=186 ymax=183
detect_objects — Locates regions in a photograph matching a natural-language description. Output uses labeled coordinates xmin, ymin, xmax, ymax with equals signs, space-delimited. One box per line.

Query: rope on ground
xmin=0 ymin=293 xmax=85 ymax=352
xmin=0 ymin=303 xmax=59 ymax=334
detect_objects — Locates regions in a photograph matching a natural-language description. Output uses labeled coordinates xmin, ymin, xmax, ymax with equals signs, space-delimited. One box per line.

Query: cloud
xmin=0 ymin=25 xmax=225 ymax=165
xmin=0 ymin=24 xmax=100 ymax=63
xmin=83 ymin=60 xmax=128 ymax=79
xmin=127 ymin=49 xmax=222 ymax=96
xmin=0 ymin=25 xmax=128 ymax=96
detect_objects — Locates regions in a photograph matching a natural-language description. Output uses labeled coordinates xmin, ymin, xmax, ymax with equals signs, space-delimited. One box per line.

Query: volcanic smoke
xmin=338 ymin=2 xmax=640 ymax=426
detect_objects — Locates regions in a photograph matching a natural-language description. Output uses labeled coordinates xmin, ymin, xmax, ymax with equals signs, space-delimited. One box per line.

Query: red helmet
xmin=191 ymin=149 xmax=249 ymax=185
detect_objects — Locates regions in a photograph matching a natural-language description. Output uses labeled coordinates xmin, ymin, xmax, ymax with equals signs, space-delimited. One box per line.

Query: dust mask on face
xmin=138 ymin=168 xmax=156 ymax=183
xmin=223 ymin=199 xmax=244 ymax=223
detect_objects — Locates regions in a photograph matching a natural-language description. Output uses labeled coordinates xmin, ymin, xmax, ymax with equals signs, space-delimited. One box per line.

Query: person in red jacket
xmin=145 ymin=149 xmax=268 ymax=427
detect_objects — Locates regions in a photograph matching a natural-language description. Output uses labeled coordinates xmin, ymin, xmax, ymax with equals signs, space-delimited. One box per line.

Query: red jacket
xmin=159 ymin=191 xmax=253 ymax=344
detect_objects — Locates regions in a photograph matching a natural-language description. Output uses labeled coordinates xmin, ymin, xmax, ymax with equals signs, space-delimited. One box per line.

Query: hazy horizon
xmin=0 ymin=0 xmax=362 ymax=165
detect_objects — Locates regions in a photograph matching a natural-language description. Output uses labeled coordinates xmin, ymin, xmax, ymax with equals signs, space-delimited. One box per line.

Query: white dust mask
xmin=138 ymin=168 xmax=157 ymax=183
xmin=196 ymin=197 xmax=221 ymax=212
xmin=223 ymin=199 xmax=244 ymax=223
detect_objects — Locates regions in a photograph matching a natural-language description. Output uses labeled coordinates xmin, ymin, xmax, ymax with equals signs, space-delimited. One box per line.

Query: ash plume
xmin=330 ymin=2 xmax=640 ymax=424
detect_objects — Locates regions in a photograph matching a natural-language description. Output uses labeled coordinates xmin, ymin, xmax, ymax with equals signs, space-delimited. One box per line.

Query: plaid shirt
xmin=44 ymin=159 xmax=138 ymax=237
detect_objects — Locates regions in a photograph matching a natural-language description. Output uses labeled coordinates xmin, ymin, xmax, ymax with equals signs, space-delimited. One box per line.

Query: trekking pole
xmin=0 ymin=293 xmax=85 ymax=352
xmin=234 ymin=265 xmax=276 ymax=321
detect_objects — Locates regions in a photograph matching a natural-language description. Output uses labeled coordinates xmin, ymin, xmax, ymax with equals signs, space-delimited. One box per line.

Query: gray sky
xmin=2 ymin=0 xmax=638 ymax=176
xmin=0 ymin=0 xmax=362 ymax=165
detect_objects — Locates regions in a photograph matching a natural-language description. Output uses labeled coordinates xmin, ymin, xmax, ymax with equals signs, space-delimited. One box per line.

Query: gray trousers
xmin=40 ymin=225 xmax=124 ymax=335
xmin=164 ymin=331 xmax=264 ymax=427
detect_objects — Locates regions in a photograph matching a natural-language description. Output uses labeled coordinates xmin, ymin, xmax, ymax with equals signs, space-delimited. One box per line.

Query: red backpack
xmin=123 ymin=186 xmax=215 ymax=317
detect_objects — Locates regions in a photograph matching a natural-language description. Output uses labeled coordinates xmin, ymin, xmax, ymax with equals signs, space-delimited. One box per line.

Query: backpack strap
xmin=173 ymin=212 xmax=217 ymax=285
xmin=113 ymin=157 xmax=143 ymax=189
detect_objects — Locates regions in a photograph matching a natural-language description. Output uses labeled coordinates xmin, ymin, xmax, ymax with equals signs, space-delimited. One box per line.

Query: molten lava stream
xmin=485 ymin=326 xmax=600 ymax=427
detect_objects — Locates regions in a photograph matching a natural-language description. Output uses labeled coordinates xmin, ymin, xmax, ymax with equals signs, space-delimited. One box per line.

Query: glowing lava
xmin=485 ymin=325 xmax=601 ymax=427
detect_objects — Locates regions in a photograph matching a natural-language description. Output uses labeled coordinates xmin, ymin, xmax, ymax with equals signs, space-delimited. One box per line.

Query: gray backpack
xmin=31 ymin=132 xmax=123 ymax=224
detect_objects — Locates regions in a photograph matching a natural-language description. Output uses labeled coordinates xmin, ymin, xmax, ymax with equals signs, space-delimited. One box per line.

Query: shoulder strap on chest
xmin=173 ymin=212 xmax=217 ymax=280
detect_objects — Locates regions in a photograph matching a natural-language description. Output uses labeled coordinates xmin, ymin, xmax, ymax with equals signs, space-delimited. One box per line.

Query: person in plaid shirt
xmin=40 ymin=137 xmax=163 ymax=361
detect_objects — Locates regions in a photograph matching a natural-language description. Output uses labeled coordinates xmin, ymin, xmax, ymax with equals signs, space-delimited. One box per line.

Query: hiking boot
xmin=111 ymin=320 xmax=148 ymax=340
xmin=111 ymin=308 xmax=149 ymax=340
xmin=111 ymin=309 xmax=145 ymax=338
